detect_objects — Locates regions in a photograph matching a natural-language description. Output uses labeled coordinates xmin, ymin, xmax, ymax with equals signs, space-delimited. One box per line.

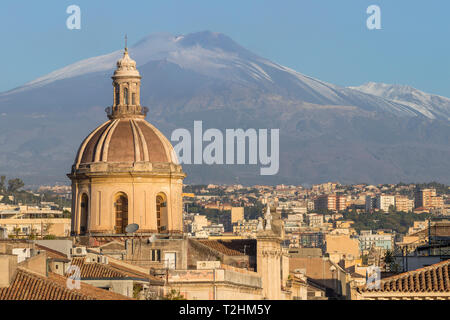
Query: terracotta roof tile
xmin=359 ymin=259 xmax=450 ymax=293
xmin=0 ymin=267 xmax=131 ymax=300
xmin=69 ymin=257 xmax=163 ymax=283
xmin=197 ymin=240 xmax=244 ymax=256
xmin=70 ymin=257 xmax=126 ymax=279
xmin=35 ymin=244 xmax=69 ymax=260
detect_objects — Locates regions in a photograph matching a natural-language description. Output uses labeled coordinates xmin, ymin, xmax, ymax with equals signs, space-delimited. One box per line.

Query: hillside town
xmin=1 ymin=179 xmax=449 ymax=300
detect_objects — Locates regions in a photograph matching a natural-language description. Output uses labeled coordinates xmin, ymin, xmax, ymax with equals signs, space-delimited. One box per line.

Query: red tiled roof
xmin=359 ymin=259 xmax=450 ymax=293
xmin=0 ymin=267 xmax=131 ymax=300
xmin=108 ymin=261 xmax=163 ymax=283
xmin=71 ymin=257 xmax=125 ymax=279
xmin=35 ymin=244 xmax=69 ymax=260
xmin=197 ymin=240 xmax=244 ymax=256
xmin=70 ymin=257 xmax=163 ymax=283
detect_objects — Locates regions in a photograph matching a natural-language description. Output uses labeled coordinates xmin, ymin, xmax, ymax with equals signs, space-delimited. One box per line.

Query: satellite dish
xmin=125 ymin=223 xmax=139 ymax=234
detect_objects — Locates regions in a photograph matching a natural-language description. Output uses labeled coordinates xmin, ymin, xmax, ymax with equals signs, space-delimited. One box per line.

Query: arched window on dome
xmin=156 ymin=193 xmax=168 ymax=233
xmin=80 ymin=193 xmax=89 ymax=235
xmin=114 ymin=192 xmax=128 ymax=234
xmin=123 ymin=87 xmax=129 ymax=105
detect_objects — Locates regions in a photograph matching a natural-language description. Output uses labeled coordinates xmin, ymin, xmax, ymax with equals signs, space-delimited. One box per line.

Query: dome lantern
xmin=107 ymin=37 xmax=147 ymax=119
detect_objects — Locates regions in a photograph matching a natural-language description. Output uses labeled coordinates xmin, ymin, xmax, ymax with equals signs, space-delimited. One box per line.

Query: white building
xmin=376 ymin=195 xmax=395 ymax=212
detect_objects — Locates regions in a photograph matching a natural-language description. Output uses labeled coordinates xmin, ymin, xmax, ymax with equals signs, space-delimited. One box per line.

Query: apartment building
xmin=415 ymin=188 xmax=444 ymax=210
xmin=231 ymin=207 xmax=244 ymax=223
xmin=314 ymin=195 xmax=347 ymax=212
xmin=359 ymin=230 xmax=394 ymax=251
xmin=376 ymin=195 xmax=395 ymax=212
xmin=306 ymin=214 xmax=323 ymax=227
xmin=395 ymin=195 xmax=414 ymax=212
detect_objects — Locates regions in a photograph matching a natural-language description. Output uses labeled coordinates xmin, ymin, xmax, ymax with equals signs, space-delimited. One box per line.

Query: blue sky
xmin=1 ymin=0 xmax=449 ymax=96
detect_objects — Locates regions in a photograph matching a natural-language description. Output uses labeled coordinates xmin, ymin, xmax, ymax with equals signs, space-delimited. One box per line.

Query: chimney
xmin=0 ymin=254 xmax=18 ymax=288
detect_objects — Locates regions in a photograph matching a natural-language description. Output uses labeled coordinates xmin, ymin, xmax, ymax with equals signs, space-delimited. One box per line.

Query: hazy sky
xmin=1 ymin=0 xmax=449 ymax=96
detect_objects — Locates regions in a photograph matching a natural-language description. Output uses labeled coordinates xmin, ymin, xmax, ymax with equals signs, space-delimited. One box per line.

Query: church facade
xmin=68 ymin=46 xmax=186 ymax=236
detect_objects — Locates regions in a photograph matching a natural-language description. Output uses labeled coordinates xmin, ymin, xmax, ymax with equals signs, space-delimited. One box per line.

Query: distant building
xmin=395 ymin=195 xmax=414 ymax=212
xmin=191 ymin=214 xmax=209 ymax=233
xmin=315 ymin=194 xmax=347 ymax=212
xmin=312 ymin=182 xmax=339 ymax=194
xmin=306 ymin=214 xmax=323 ymax=227
xmin=376 ymin=195 xmax=395 ymax=212
xmin=0 ymin=218 xmax=71 ymax=238
xmin=414 ymin=188 xmax=444 ymax=210
xmin=299 ymin=232 xmax=324 ymax=249
xmin=325 ymin=234 xmax=360 ymax=266
xmin=203 ymin=224 xmax=225 ymax=236
xmin=231 ymin=207 xmax=244 ymax=223
xmin=233 ymin=219 xmax=259 ymax=236
xmin=359 ymin=230 xmax=394 ymax=251
xmin=315 ymin=195 xmax=336 ymax=211
xmin=365 ymin=196 xmax=376 ymax=212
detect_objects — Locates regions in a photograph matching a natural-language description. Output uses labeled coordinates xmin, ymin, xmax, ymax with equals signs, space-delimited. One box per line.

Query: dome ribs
xmin=76 ymin=121 xmax=110 ymax=167
xmin=129 ymin=119 xmax=142 ymax=162
xmin=96 ymin=119 xmax=119 ymax=162
xmin=133 ymin=119 xmax=150 ymax=161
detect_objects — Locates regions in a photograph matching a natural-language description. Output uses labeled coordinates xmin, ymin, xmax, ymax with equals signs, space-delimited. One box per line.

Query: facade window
xmin=156 ymin=194 xmax=167 ymax=233
xmin=114 ymin=193 xmax=128 ymax=234
xmin=80 ymin=194 xmax=89 ymax=235
xmin=151 ymin=249 xmax=161 ymax=262
xmin=132 ymin=93 xmax=136 ymax=105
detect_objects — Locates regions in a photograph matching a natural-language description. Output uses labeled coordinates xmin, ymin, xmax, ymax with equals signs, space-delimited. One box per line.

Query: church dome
xmin=71 ymin=43 xmax=180 ymax=171
xmin=68 ymin=40 xmax=185 ymax=237
xmin=74 ymin=118 xmax=178 ymax=166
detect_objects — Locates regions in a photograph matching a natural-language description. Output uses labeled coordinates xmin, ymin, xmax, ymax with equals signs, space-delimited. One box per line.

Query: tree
xmin=162 ymin=289 xmax=186 ymax=300
xmin=133 ymin=283 xmax=143 ymax=299
xmin=7 ymin=178 xmax=24 ymax=193
xmin=13 ymin=226 xmax=20 ymax=238
xmin=384 ymin=250 xmax=394 ymax=264
xmin=42 ymin=221 xmax=53 ymax=237
xmin=0 ymin=176 xmax=5 ymax=193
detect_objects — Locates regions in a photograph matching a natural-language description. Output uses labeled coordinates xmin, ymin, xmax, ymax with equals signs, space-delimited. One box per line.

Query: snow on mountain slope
xmin=2 ymin=31 xmax=448 ymax=122
xmin=0 ymin=31 xmax=449 ymax=185
xmin=350 ymin=82 xmax=450 ymax=120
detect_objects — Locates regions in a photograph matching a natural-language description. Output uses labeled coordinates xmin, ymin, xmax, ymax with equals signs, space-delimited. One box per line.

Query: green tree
xmin=163 ymin=289 xmax=186 ymax=300
xmin=13 ymin=226 xmax=20 ymax=238
xmin=7 ymin=178 xmax=24 ymax=193
xmin=0 ymin=175 xmax=5 ymax=193
xmin=42 ymin=222 xmax=53 ymax=237
xmin=133 ymin=283 xmax=143 ymax=299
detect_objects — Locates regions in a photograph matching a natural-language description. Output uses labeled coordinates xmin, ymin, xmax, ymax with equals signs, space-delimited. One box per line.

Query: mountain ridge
xmin=0 ymin=31 xmax=449 ymax=185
